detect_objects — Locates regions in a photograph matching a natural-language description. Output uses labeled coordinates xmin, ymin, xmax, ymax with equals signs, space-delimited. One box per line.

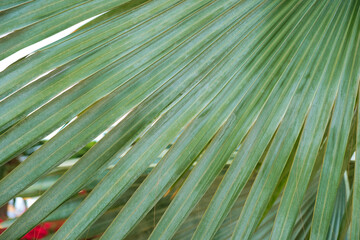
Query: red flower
xmin=79 ymin=189 xmax=87 ymax=195
xmin=0 ymin=219 xmax=5 ymax=234
xmin=0 ymin=219 xmax=64 ymax=239
xmin=21 ymin=225 xmax=49 ymax=240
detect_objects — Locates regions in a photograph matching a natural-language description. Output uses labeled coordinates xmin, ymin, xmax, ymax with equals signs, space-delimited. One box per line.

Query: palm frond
xmin=0 ymin=0 xmax=359 ymax=239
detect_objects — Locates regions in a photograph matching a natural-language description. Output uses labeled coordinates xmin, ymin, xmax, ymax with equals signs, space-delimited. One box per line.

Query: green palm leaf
xmin=0 ymin=0 xmax=359 ymax=239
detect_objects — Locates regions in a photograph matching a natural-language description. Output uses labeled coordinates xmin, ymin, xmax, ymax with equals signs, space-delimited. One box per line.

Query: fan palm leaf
xmin=0 ymin=0 xmax=359 ymax=239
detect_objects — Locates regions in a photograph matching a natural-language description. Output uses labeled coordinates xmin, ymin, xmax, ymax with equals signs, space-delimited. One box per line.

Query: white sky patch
xmin=94 ymin=112 xmax=130 ymax=142
xmin=44 ymin=116 xmax=78 ymax=140
xmin=1 ymin=13 xmax=109 ymax=211
xmin=351 ymin=152 xmax=355 ymax=161
xmin=0 ymin=15 xmax=98 ymax=72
